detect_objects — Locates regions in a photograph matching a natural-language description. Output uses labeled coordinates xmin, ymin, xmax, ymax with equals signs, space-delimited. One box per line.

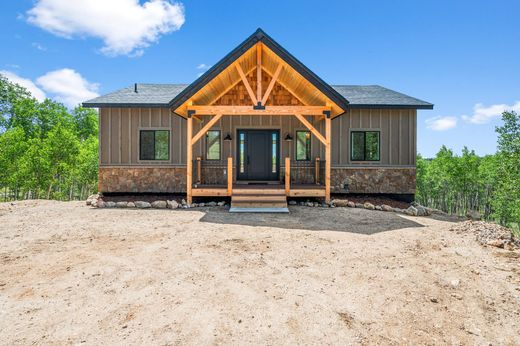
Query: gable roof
xmin=83 ymin=83 xmax=433 ymax=109
xmin=168 ymin=28 xmax=350 ymax=114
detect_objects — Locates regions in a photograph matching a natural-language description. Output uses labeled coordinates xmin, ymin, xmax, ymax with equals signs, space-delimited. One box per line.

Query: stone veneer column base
xmin=99 ymin=167 xmax=187 ymax=193
xmin=331 ymin=167 xmax=416 ymax=194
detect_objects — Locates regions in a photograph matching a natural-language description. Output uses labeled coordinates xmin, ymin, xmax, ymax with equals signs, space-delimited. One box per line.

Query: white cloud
xmin=36 ymin=68 xmax=99 ymax=107
xmin=462 ymin=101 xmax=520 ymax=124
xmin=196 ymin=63 xmax=209 ymax=69
xmin=27 ymin=0 xmax=185 ymax=57
xmin=425 ymin=116 xmax=457 ymax=131
xmin=32 ymin=42 xmax=47 ymax=51
xmin=0 ymin=70 xmax=46 ymax=101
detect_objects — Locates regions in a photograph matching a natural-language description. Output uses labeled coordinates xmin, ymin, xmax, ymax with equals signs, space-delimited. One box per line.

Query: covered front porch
xmin=170 ymin=34 xmax=349 ymax=207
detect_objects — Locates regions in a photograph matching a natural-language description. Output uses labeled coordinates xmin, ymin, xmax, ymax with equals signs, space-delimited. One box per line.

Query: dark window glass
xmin=351 ymin=131 xmax=380 ymax=161
xmin=296 ymin=130 xmax=311 ymax=161
xmin=140 ymin=130 xmax=170 ymax=160
xmin=206 ymin=130 xmax=221 ymax=160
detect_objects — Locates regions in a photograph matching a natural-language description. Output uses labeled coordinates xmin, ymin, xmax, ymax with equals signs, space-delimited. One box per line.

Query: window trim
xmin=350 ymin=130 xmax=381 ymax=162
xmin=205 ymin=129 xmax=221 ymax=161
xmin=295 ymin=129 xmax=312 ymax=161
xmin=138 ymin=128 xmax=170 ymax=161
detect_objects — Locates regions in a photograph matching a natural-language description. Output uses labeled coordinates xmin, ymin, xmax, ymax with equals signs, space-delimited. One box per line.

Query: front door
xmin=237 ymin=129 xmax=279 ymax=181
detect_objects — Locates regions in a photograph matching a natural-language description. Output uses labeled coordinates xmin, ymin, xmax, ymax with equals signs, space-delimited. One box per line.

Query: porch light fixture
xmin=284 ymin=133 xmax=293 ymax=141
xmin=224 ymin=133 xmax=232 ymax=141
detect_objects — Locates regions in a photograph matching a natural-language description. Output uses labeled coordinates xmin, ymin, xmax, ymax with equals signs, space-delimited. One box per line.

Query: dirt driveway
xmin=0 ymin=200 xmax=519 ymax=345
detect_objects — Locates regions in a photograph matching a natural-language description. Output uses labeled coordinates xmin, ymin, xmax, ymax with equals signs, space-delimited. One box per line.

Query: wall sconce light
xmin=284 ymin=133 xmax=293 ymax=141
xmin=224 ymin=133 xmax=232 ymax=141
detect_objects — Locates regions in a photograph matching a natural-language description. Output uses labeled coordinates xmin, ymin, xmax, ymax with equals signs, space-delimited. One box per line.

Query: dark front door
xmin=237 ymin=129 xmax=279 ymax=181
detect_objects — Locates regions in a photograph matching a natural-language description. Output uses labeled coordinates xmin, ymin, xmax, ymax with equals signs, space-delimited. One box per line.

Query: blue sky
xmin=1 ymin=0 xmax=519 ymax=157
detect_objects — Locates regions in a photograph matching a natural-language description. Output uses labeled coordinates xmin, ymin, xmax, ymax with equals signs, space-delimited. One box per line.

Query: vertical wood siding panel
xmin=100 ymin=108 xmax=109 ymax=164
xmin=380 ymin=109 xmax=390 ymax=165
xmin=110 ymin=108 xmax=119 ymax=164
xmin=331 ymin=117 xmax=340 ymax=164
xmin=151 ymin=108 xmax=161 ymax=127
xmin=161 ymin=109 xmax=169 ymax=128
xmin=180 ymin=117 xmax=186 ymax=164
xmin=391 ymin=110 xmax=400 ymax=165
xmin=120 ymin=108 xmax=129 ymax=164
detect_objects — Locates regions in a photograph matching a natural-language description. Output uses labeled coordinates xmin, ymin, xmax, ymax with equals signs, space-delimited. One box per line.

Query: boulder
xmin=208 ymin=201 xmax=217 ymax=207
xmin=151 ymin=200 xmax=167 ymax=209
xmin=306 ymin=201 xmax=314 ymax=207
xmin=405 ymin=206 xmax=418 ymax=216
xmin=116 ymin=201 xmax=128 ymax=208
xmin=218 ymin=201 xmax=226 ymax=206
xmin=347 ymin=201 xmax=355 ymax=208
xmin=167 ymin=200 xmax=179 ymax=209
xmin=135 ymin=201 xmax=151 ymax=209
xmin=466 ymin=210 xmax=481 ymax=220
xmin=375 ymin=205 xmax=382 ymax=211
xmin=127 ymin=202 xmax=135 ymax=208
xmin=334 ymin=199 xmax=349 ymax=207
xmin=191 ymin=203 xmax=198 ymax=208
xmin=95 ymin=200 xmax=105 ymax=208
xmin=364 ymin=202 xmax=375 ymax=210
xmin=355 ymin=203 xmax=364 ymax=208
xmin=86 ymin=194 xmax=98 ymax=206
xmin=288 ymin=200 xmax=297 ymax=205
xmin=415 ymin=205 xmax=429 ymax=216
xmin=105 ymin=201 xmax=116 ymax=208
xmin=181 ymin=199 xmax=187 ymax=205
xmin=381 ymin=204 xmax=393 ymax=212
xmin=199 ymin=202 xmax=205 ymax=207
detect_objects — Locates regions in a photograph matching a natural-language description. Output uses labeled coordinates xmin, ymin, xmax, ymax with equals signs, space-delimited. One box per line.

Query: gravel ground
xmin=0 ymin=200 xmax=519 ymax=345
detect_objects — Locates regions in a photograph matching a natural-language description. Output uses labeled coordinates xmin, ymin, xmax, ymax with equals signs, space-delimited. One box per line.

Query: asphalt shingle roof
xmin=83 ymin=83 xmax=433 ymax=109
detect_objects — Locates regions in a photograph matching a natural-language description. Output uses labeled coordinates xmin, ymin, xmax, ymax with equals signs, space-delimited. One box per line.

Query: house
xmin=83 ymin=29 xmax=433 ymax=212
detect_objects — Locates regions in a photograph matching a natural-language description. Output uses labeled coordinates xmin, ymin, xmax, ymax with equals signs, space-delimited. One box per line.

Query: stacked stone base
xmin=99 ymin=167 xmax=186 ymax=193
xmin=331 ymin=167 xmax=415 ymax=195
xmin=99 ymin=166 xmax=415 ymax=195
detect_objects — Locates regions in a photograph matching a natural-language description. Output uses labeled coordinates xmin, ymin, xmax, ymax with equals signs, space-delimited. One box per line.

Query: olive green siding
xmin=99 ymin=107 xmax=416 ymax=167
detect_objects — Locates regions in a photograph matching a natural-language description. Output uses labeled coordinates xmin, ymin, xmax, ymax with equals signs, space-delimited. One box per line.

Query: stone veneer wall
xmin=99 ymin=166 xmax=415 ymax=195
xmin=99 ymin=167 xmax=186 ymax=193
xmin=331 ymin=167 xmax=416 ymax=194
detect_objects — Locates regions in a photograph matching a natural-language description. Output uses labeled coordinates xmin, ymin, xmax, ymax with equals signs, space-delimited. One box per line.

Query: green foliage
xmin=493 ymin=111 xmax=520 ymax=230
xmin=416 ymin=111 xmax=520 ymax=231
xmin=0 ymin=73 xmax=98 ymax=201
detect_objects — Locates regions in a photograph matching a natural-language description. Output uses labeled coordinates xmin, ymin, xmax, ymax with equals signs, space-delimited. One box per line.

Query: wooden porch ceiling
xmin=173 ymin=42 xmax=345 ymax=118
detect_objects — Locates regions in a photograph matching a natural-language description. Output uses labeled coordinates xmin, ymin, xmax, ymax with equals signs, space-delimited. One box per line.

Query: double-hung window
xmin=351 ymin=131 xmax=380 ymax=161
xmin=139 ymin=130 xmax=170 ymax=160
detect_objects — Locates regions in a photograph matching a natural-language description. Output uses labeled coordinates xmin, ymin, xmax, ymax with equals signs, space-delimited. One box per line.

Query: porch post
xmin=324 ymin=111 xmax=331 ymax=203
xmin=187 ymin=110 xmax=194 ymax=204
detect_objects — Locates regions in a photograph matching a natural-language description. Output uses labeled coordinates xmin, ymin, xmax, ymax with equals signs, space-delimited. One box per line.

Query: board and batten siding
xmin=99 ymin=107 xmax=416 ymax=167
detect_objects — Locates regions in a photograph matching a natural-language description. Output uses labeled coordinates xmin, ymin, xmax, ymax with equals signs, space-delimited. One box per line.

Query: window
xmin=351 ymin=131 xmax=380 ymax=161
xmin=206 ymin=130 xmax=221 ymax=160
xmin=139 ymin=130 xmax=169 ymax=160
xmin=295 ymin=130 xmax=311 ymax=161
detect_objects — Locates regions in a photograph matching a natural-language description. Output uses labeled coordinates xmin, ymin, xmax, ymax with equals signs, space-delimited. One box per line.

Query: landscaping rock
xmin=450 ymin=220 xmax=520 ymax=249
xmin=181 ymin=199 xmax=187 ymax=205
xmin=167 ymin=200 xmax=179 ymax=209
xmin=355 ymin=203 xmax=364 ymax=208
xmin=105 ymin=201 xmax=116 ymax=208
xmin=152 ymin=201 xmax=167 ymax=209
xmin=334 ymin=199 xmax=349 ymax=207
xmin=96 ymin=200 xmax=105 ymax=208
xmin=86 ymin=194 xmax=98 ymax=206
xmin=393 ymin=208 xmax=404 ymax=213
xmin=135 ymin=201 xmax=151 ymax=209
xmin=305 ymin=201 xmax=314 ymax=207
xmin=375 ymin=205 xmax=382 ymax=211
xmin=127 ymin=202 xmax=135 ymax=208
xmin=208 ymin=201 xmax=217 ymax=207
xmin=405 ymin=206 xmax=418 ymax=216
xmin=466 ymin=210 xmax=481 ymax=220
xmin=347 ymin=201 xmax=355 ymax=208
xmin=116 ymin=201 xmax=127 ymax=208
xmin=288 ymin=200 xmax=297 ymax=205
xmin=381 ymin=204 xmax=393 ymax=212
xmin=198 ymin=202 xmax=205 ymax=207
xmin=191 ymin=203 xmax=198 ymax=208
xmin=218 ymin=201 xmax=226 ymax=206
xmin=364 ymin=202 xmax=375 ymax=210
xmin=415 ymin=205 xmax=429 ymax=216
